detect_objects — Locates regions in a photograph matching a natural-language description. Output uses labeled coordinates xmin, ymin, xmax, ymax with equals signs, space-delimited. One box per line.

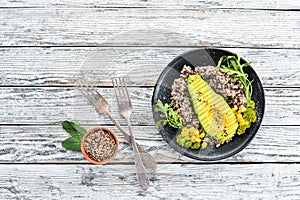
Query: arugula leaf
xmin=216 ymin=55 xmax=253 ymax=101
xmin=62 ymin=135 xmax=81 ymax=151
xmin=61 ymin=121 xmax=86 ymax=151
xmin=62 ymin=121 xmax=86 ymax=138
xmin=154 ymin=99 xmax=183 ymax=129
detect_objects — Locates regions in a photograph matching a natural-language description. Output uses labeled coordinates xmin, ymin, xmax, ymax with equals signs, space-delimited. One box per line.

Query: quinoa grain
xmin=84 ymin=129 xmax=117 ymax=162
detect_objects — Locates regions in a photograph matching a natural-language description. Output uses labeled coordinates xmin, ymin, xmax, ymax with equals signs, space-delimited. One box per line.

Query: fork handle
xmin=127 ymin=119 xmax=149 ymax=190
xmin=104 ymin=111 xmax=157 ymax=171
xmin=104 ymin=111 xmax=131 ymax=142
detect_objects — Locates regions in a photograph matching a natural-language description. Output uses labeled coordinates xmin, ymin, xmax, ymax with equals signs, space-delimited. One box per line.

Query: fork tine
xmin=77 ymin=79 xmax=93 ymax=96
xmin=119 ymin=77 xmax=126 ymax=98
xmin=113 ymin=77 xmax=127 ymax=104
xmin=77 ymin=85 xmax=97 ymax=105
xmin=114 ymin=78 xmax=128 ymax=101
xmin=120 ymin=77 xmax=132 ymax=105
xmin=116 ymin=77 xmax=123 ymax=99
xmin=76 ymin=79 xmax=100 ymax=105
xmin=112 ymin=78 xmax=121 ymax=105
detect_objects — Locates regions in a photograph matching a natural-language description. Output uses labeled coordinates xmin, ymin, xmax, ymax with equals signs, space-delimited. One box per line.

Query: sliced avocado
xmin=187 ymin=74 xmax=238 ymax=142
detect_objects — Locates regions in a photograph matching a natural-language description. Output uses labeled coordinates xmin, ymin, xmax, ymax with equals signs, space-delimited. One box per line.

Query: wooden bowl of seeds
xmin=81 ymin=127 xmax=119 ymax=165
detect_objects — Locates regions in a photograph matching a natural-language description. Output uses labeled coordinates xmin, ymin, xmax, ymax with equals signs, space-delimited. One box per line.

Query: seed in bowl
xmin=84 ymin=129 xmax=117 ymax=162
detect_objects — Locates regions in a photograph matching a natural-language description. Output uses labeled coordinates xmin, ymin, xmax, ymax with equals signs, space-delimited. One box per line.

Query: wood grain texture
xmin=1 ymin=47 xmax=300 ymax=87
xmin=0 ymin=87 xmax=299 ymax=126
xmin=0 ymin=164 xmax=300 ymax=199
xmin=1 ymin=0 xmax=300 ymax=9
xmin=0 ymin=0 xmax=299 ymax=197
xmin=0 ymin=125 xmax=300 ymax=163
xmin=1 ymin=8 xmax=300 ymax=47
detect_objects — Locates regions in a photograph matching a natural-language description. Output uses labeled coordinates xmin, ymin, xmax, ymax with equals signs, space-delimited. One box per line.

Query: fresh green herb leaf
xmin=216 ymin=55 xmax=253 ymax=101
xmin=61 ymin=121 xmax=87 ymax=151
xmin=154 ymin=99 xmax=183 ymax=129
xmin=62 ymin=120 xmax=86 ymax=138
xmin=62 ymin=135 xmax=81 ymax=151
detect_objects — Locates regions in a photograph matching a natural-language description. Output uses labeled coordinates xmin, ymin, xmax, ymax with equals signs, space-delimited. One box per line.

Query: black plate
xmin=152 ymin=48 xmax=265 ymax=161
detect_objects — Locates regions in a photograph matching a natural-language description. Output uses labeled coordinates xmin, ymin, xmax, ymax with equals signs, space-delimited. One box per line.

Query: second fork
xmin=112 ymin=77 xmax=149 ymax=190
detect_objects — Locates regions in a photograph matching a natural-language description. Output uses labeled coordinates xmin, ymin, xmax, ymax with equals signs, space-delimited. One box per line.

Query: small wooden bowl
xmin=81 ymin=127 xmax=119 ymax=165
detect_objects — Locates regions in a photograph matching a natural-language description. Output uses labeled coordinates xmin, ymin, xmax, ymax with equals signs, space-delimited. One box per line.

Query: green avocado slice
xmin=187 ymin=74 xmax=238 ymax=142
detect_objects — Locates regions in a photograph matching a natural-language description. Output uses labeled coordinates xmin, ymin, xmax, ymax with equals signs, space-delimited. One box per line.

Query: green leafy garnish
xmin=216 ymin=54 xmax=253 ymax=101
xmin=62 ymin=121 xmax=86 ymax=138
xmin=61 ymin=121 xmax=87 ymax=151
xmin=62 ymin=135 xmax=82 ymax=151
xmin=154 ymin=99 xmax=183 ymax=129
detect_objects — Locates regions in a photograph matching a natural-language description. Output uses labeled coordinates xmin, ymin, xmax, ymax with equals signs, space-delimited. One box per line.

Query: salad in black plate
xmin=152 ymin=48 xmax=265 ymax=161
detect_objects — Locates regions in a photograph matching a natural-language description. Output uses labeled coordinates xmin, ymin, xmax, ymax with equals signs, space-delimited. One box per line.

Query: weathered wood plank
xmin=1 ymin=47 xmax=300 ymax=87
xmin=1 ymin=8 xmax=300 ymax=48
xmin=0 ymin=164 xmax=299 ymax=199
xmin=0 ymin=125 xmax=299 ymax=163
xmin=0 ymin=87 xmax=299 ymax=126
xmin=1 ymin=0 xmax=300 ymax=9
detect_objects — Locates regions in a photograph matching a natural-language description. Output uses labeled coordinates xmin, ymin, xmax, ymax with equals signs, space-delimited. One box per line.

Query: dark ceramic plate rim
xmin=152 ymin=48 xmax=265 ymax=161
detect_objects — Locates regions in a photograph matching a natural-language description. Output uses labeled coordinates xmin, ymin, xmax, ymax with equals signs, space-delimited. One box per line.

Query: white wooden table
xmin=1 ymin=1 xmax=300 ymax=199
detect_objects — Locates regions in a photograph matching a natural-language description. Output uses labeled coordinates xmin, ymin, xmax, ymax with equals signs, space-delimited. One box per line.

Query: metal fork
xmin=76 ymin=79 xmax=157 ymax=171
xmin=112 ymin=77 xmax=149 ymax=190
